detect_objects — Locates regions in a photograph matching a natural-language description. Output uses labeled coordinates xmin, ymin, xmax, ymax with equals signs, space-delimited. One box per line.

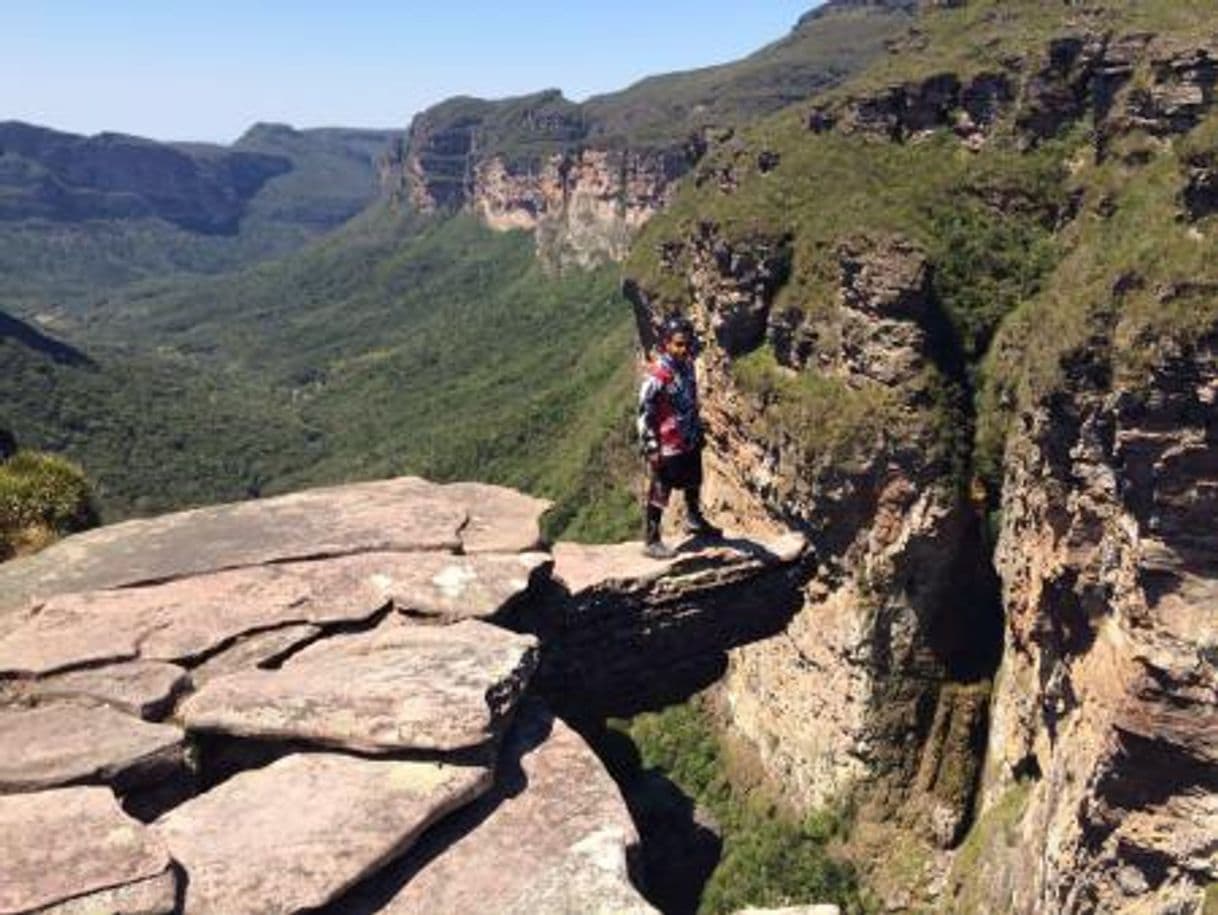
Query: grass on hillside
xmin=630 ymin=0 xmax=1218 ymax=493
xmin=8 ymin=212 xmax=646 ymax=541
xmin=615 ymin=700 xmax=867 ymax=915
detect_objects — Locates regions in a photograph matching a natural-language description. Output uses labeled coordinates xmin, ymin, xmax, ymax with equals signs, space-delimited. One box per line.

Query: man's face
xmin=665 ymin=332 xmax=691 ymax=361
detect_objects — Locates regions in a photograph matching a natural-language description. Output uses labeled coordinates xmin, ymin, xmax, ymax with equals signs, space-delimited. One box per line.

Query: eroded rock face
xmin=628 ymin=228 xmax=991 ymax=843
xmin=0 ymin=786 xmax=175 ymax=915
xmin=0 ymin=703 xmax=185 ymax=794
xmin=379 ymin=701 xmax=655 ymax=914
xmin=806 ymin=32 xmax=1217 ymax=153
xmin=962 ymin=332 xmax=1218 ymax=913
xmin=154 ymin=753 xmax=492 ymax=915
xmin=473 ymin=150 xmax=683 ymax=270
xmin=529 ymin=533 xmax=811 ymax=719
xmin=180 ymin=620 xmax=539 ymax=753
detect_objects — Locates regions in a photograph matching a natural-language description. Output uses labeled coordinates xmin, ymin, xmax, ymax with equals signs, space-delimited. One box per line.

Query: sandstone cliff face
xmin=474 ymin=150 xmax=684 ymax=271
xmin=627 ymin=227 xmax=995 ymax=861
xmin=957 ymin=332 xmax=1218 ymax=914
xmin=625 ymin=12 xmax=1218 ymax=910
xmin=380 ymin=92 xmax=687 ymax=269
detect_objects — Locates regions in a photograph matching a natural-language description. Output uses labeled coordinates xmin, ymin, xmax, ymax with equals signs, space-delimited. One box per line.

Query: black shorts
xmin=647 ymin=450 xmax=703 ymax=508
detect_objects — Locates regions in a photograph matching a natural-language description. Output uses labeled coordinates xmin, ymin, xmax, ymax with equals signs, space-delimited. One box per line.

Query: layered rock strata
xmin=954 ymin=333 xmax=1218 ymax=914
xmin=627 ymin=229 xmax=994 ymax=850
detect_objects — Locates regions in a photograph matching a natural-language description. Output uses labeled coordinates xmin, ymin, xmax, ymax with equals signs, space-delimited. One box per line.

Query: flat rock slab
xmin=181 ymin=619 xmax=539 ymax=753
xmin=190 ymin=624 xmax=321 ymax=686
xmin=0 ymin=476 xmax=551 ymax=621
xmin=553 ymin=532 xmax=808 ymax=595
xmin=437 ymin=481 xmax=551 ymax=554
xmin=376 ymin=550 xmax=550 ymax=621
xmin=381 ymin=701 xmax=655 ymax=914
xmin=31 ymin=660 xmax=188 ymax=720
xmin=154 ymin=753 xmax=491 ymax=915
xmin=0 ymin=551 xmax=476 ymax=677
xmin=0 ymin=703 xmax=185 ymax=793
xmin=0 ymin=786 xmax=174 ymax=914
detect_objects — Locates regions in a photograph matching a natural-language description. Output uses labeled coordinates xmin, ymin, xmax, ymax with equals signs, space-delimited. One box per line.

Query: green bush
xmin=0 ymin=450 xmax=96 ymax=555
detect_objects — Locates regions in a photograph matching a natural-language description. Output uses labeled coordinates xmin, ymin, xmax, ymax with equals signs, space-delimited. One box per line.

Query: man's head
xmin=660 ymin=315 xmax=696 ymax=361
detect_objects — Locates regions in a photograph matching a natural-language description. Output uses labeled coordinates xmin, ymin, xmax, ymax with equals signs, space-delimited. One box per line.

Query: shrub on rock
xmin=0 ymin=450 xmax=96 ymax=558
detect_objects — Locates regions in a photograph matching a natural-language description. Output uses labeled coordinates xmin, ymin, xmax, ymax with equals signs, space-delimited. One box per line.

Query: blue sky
xmin=2 ymin=1 xmax=822 ymax=144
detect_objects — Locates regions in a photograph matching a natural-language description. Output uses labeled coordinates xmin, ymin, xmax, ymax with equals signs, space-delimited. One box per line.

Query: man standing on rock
xmin=638 ymin=315 xmax=723 ymax=559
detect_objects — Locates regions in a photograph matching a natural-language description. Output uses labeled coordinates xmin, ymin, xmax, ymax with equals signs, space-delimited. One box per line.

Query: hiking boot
xmin=643 ymin=539 xmax=678 ymax=560
xmin=685 ymin=514 xmax=723 ymax=539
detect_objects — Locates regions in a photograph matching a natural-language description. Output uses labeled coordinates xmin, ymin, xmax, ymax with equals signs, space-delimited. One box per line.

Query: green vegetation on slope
xmin=6 ymin=214 xmax=644 ymax=540
xmin=0 ymin=122 xmax=396 ymax=311
xmin=616 ymin=700 xmax=865 ymax=915
xmin=0 ymin=313 xmax=319 ymax=520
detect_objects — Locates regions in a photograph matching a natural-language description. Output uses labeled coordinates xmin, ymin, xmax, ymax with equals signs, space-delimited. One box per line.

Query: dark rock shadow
xmin=580 ymin=720 xmax=722 ymax=915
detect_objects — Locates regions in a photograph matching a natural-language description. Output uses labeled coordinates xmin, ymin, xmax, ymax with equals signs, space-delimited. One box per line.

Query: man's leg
xmin=682 ymin=450 xmax=722 ymax=539
xmin=643 ymin=460 xmax=677 ymax=559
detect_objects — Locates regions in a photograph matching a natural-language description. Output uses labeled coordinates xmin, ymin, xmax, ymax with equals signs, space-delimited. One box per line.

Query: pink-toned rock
xmin=382 ymin=702 xmax=655 ymax=914
xmin=0 ymin=786 xmax=174 ymax=914
xmin=0 ymin=477 xmax=475 ymax=620
xmin=439 ymin=481 xmax=551 ymax=553
xmin=31 ymin=660 xmax=188 ymax=719
xmin=180 ymin=620 xmax=539 ymax=753
xmin=189 ymin=624 xmax=321 ymax=686
xmin=0 ymin=704 xmax=185 ymax=793
xmin=0 ymin=477 xmax=556 ymax=628
xmin=154 ymin=753 xmax=491 ymax=915
xmin=552 ymin=532 xmax=807 ymax=595
xmin=0 ymin=550 xmax=550 ymax=678
xmin=377 ymin=550 xmax=551 ymax=621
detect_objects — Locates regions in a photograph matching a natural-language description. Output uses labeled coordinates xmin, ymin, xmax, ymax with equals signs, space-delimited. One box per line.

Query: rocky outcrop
xmin=525 ymin=533 xmax=810 ymax=719
xmin=377 ymin=701 xmax=656 ymax=915
xmin=806 ymin=32 xmax=1218 ymax=153
xmin=0 ymin=703 xmax=185 ymax=794
xmin=181 ymin=619 xmax=538 ymax=754
xmin=156 ymin=753 xmax=492 ymax=915
xmin=626 ymin=227 xmax=998 ymax=865
xmin=388 ymin=93 xmax=685 ymax=270
xmin=0 ymin=476 xmax=548 ymax=625
xmin=474 ymin=149 xmax=685 ymax=270
xmin=952 ymin=331 xmax=1218 ymax=914
xmin=0 ymin=476 xmax=699 ymax=914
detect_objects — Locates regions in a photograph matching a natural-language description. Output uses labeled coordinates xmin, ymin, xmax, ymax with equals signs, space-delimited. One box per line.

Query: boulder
xmin=380 ymin=701 xmax=655 ymax=914
xmin=0 ymin=786 xmax=175 ymax=914
xmin=30 ymin=660 xmax=188 ymax=719
xmin=153 ymin=753 xmax=491 ymax=915
xmin=180 ymin=620 xmax=539 ymax=753
xmin=0 ymin=476 xmax=552 ymax=620
xmin=0 ymin=703 xmax=185 ymax=793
